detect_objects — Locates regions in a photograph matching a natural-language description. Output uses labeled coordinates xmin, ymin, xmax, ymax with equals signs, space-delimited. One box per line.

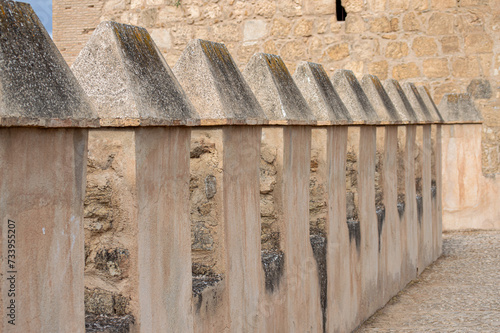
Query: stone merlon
xmin=71 ymin=21 xmax=199 ymax=126
xmin=293 ymin=61 xmax=352 ymax=125
xmin=173 ymin=39 xmax=267 ymax=125
xmin=438 ymin=93 xmax=483 ymax=123
xmin=0 ymin=0 xmax=97 ymax=127
xmin=243 ymin=53 xmax=316 ymax=125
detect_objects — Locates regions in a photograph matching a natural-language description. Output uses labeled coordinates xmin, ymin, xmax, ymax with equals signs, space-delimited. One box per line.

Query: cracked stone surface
xmin=356 ymin=230 xmax=500 ymax=332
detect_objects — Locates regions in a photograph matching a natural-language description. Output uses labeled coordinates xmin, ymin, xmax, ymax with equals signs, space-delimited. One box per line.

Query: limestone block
xmin=325 ymin=43 xmax=350 ymax=60
xmin=173 ymin=39 xmax=267 ymax=124
xmin=392 ymin=63 xmax=420 ymax=80
xmin=271 ymin=17 xmax=292 ymax=38
xmin=412 ymin=37 xmax=438 ymax=57
xmin=72 ymin=21 xmax=198 ymax=126
xmin=464 ymin=34 xmax=493 ymax=54
xmin=388 ymin=0 xmax=409 ymax=12
xmin=281 ymin=40 xmax=308 ymax=61
xmin=293 ymin=62 xmax=352 ymax=123
xmin=431 ymin=0 xmax=456 ymax=9
xmin=451 ymin=56 xmax=481 ymax=78
xmin=403 ymin=12 xmax=421 ymax=31
xmin=344 ymin=0 xmax=365 ymax=12
xmin=294 ymin=18 xmax=314 ymax=36
xmin=368 ymin=61 xmax=389 ymax=80
xmin=441 ymin=36 xmax=460 ymax=54
xmin=304 ymin=0 xmax=335 ymax=14
xmin=346 ymin=14 xmax=366 ymax=33
xmin=370 ymin=16 xmax=393 ymax=33
xmin=255 ymin=1 xmax=277 ymax=18
xmin=243 ymin=53 xmax=316 ymax=124
xmin=243 ymin=19 xmax=267 ymax=41
xmin=331 ymin=69 xmax=379 ymax=123
xmin=428 ymin=13 xmax=455 ymax=35
xmin=423 ymin=58 xmax=449 ymax=78
xmin=213 ymin=23 xmax=241 ymax=43
xmin=386 ymin=41 xmax=409 ymax=59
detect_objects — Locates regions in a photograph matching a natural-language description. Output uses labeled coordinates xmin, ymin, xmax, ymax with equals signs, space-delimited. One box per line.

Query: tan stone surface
xmin=54 ymin=0 xmax=500 ymax=175
xmin=0 ymin=128 xmax=87 ymax=333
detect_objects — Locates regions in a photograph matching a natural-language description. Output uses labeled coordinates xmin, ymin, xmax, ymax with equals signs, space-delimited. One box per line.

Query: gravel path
xmin=356 ymin=230 xmax=500 ymax=332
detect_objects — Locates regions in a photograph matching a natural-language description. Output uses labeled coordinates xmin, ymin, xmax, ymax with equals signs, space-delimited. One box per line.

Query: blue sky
xmin=23 ymin=0 xmax=52 ymax=35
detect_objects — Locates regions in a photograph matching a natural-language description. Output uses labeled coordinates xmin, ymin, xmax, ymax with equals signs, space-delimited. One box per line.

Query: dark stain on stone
xmin=261 ymin=250 xmax=284 ymax=294
xmin=95 ymin=248 xmax=129 ymax=271
xmin=192 ymin=274 xmax=223 ymax=313
xmin=416 ymin=195 xmax=423 ymax=226
xmin=347 ymin=220 xmax=361 ymax=251
xmin=397 ymin=202 xmax=405 ymax=219
xmin=431 ymin=179 xmax=437 ymax=199
xmin=85 ymin=314 xmax=134 ymax=333
xmin=467 ymin=79 xmax=492 ymax=100
xmin=377 ymin=206 xmax=385 ymax=253
xmin=310 ymin=234 xmax=327 ymax=333
xmin=204 ymin=175 xmax=217 ymax=199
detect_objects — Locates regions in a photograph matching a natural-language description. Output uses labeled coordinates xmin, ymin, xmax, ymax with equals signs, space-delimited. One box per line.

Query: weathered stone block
xmin=428 ymin=13 xmax=454 ymax=35
xmin=294 ymin=18 xmax=314 ymax=36
xmin=346 ymin=14 xmax=366 ymax=33
xmin=392 ymin=63 xmax=420 ymax=80
xmin=243 ymin=19 xmax=267 ymax=41
xmin=467 ymin=79 xmax=493 ymax=99
xmin=386 ymin=41 xmax=409 ymax=59
xmin=464 ymin=34 xmax=493 ymax=54
xmin=370 ymin=16 xmax=393 ymax=33
xmin=281 ymin=40 xmax=308 ymax=61
xmin=388 ymin=0 xmax=409 ymax=12
xmin=344 ymin=0 xmax=365 ymax=12
xmin=304 ymin=0 xmax=335 ymax=14
xmin=326 ymin=43 xmax=350 ymax=60
xmin=441 ymin=36 xmax=460 ymax=54
xmin=271 ymin=17 xmax=292 ymax=37
xmin=451 ymin=56 xmax=481 ymax=78
xmin=213 ymin=23 xmax=241 ymax=42
xmin=423 ymin=58 xmax=449 ymax=78
xmin=431 ymin=0 xmax=456 ymax=9
xmin=369 ymin=61 xmax=389 ymax=80
xmin=412 ymin=37 xmax=437 ymax=57
xmin=403 ymin=12 xmax=421 ymax=31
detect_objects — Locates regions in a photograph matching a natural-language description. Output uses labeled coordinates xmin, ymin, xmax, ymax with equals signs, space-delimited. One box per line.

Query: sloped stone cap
xmin=293 ymin=62 xmax=351 ymax=125
xmin=243 ymin=53 xmax=316 ymax=125
xmin=0 ymin=1 xmax=97 ymax=127
xmin=417 ymin=86 xmax=444 ymax=123
xmin=403 ymin=83 xmax=437 ymax=123
xmin=361 ymin=75 xmax=402 ymax=124
xmin=173 ymin=39 xmax=266 ymax=125
xmin=72 ymin=21 xmax=198 ymax=126
xmin=383 ymin=79 xmax=419 ymax=123
xmin=331 ymin=70 xmax=379 ymax=124
xmin=438 ymin=93 xmax=483 ymax=123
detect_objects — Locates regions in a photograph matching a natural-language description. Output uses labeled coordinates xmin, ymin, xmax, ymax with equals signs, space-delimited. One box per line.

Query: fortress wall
xmin=1 ymin=2 xmax=492 ymax=331
xmin=53 ymin=0 xmax=500 ymax=176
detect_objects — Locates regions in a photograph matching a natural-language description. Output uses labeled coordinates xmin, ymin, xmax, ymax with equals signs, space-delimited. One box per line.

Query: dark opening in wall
xmin=336 ymin=0 xmax=347 ymax=21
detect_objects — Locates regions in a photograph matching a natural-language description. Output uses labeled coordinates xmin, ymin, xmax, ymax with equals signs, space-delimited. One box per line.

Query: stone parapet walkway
xmin=356 ymin=230 xmax=500 ymax=332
